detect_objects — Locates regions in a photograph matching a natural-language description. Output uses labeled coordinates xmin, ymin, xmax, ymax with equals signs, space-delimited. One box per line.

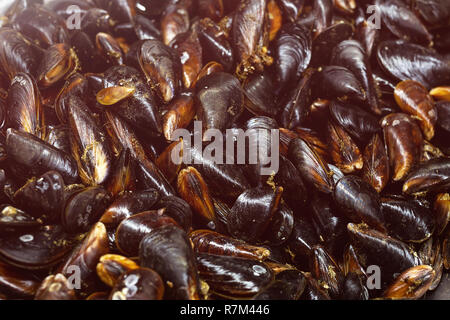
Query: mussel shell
xmin=402 ymin=158 xmax=450 ymax=195
xmin=139 ymin=224 xmax=200 ymax=300
xmin=96 ymin=254 xmax=139 ymax=287
xmin=227 ymin=186 xmax=283 ymax=244
xmin=195 ymin=72 xmax=244 ymax=134
xmin=139 ymin=39 xmax=182 ymax=103
xmin=34 ymin=273 xmax=76 ymax=300
xmin=383 ymin=265 xmax=435 ymax=300
xmin=13 ymin=171 xmax=65 ymax=222
xmin=115 ymin=209 xmax=180 ymax=257
xmin=252 ymin=269 xmax=307 ymax=300
xmin=262 ymin=202 xmax=295 ymax=245
xmin=333 ymin=175 xmax=385 ymax=232
xmin=155 ymin=196 xmax=192 ymax=232
xmin=347 ymin=223 xmax=421 ymax=284
xmin=362 ymin=133 xmax=390 ymax=193
xmin=329 ymin=100 xmax=380 ymax=145
xmin=414 ymin=0 xmax=450 ymax=28
xmin=0 ymin=260 xmax=40 ymax=298
xmin=109 ymin=268 xmax=165 ymax=300
xmin=244 ymin=71 xmax=278 ymax=117
xmin=274 ymin=156 xmax=308 ymax=209
xmin=36 ymin=43 xmax=76 ymax=89
xmin=6 ymin=128 xmax=79 ymax=184
xmin=340 ymin=272 xmax=369 ymax=300
xmin=377 ymin=40 xmax=450 ymax=90
xmin=106 ymin=148 xmax=136 ymax=197
xmin=62 ymin=186 xmax=111 ymax=234
xmin=195 ymin=253 xmax=274 ymax=297
xmin=0 ymin=225 xmax=77 ymax=270
xmin=134 ymin=14 xmax=161 ymax=41
xmin=287 ymin=216 xmax=319 ymax=269
xmin=95 ymin=32 xmax=124 ymax=66
xmin=278 ymin=0 xmax=304 ymax=23
xmin=0 ymin=205 xmax=41 ymax=233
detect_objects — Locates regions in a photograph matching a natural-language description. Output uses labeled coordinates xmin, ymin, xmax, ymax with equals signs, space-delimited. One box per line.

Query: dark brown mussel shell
xmin=329 ymin=100 xmax=380 ymax=145
xmin=189 ymin=229 xmax=271 ymax=260
xmin=340 ymin=272 xmax=369 ymax=300
xmin=62 ymin=186 xmax=110 ymax=234
xmin=155 ymin=196 xmax=192 ymax=232
xmin=377 ymin=40 xmax=450 ymax=90
xmin=272 ymin=22 xmax=311 ymax=91
xmin=263 ymin=202 xmax=295 ymax=245
xmin=96 ymin=254 xmax=139 ymax=287
xmin=116 ymin=209 xmax=180 ymax=257
xmin=197 ymin=18 xmax=233 ymax=71
xmin=347 ymin=223 xmax=421 ymax=284
xmin=312 ymin=65 xmax=365 ymax=103
xmin=55 ymin=73 xmax=89 ymax=124
xmin=252 ymin=269 xmax=307 ymax=300
xmin=109 ymin=268 xmax=164 ymax=300
xmin=381 ymin=198 xmax=435 ymax=243
xmin=12 ymin=5 xmax=69 ymax=48
xmin=106 ymin=148 xmax=135 ymax=197
xmin=100 ymin=189 xmax=160 ymax=230
xmin=243 ymin=71 xmax=278 ymax=117
xmin=333 ymin=175 xmax=385 ymax=232
xmin=0 ymin=205 xmax=41 ymax=233
xmin=95 ymin=32 xmax=124 ymax=66
xmin=162 ymin=92 xmax=195 ymax=141
xmin=274 ymin=155 xmax=308 ymax=209
xmin=34 ymin=273 xmax=76 ymax=300
xmin=170 ymin=28 xmax=203 ymax=89
xmin=331 ymin=40 xmax=380 ymax=114
xmin=139 ymin=224 xmax=200 ymax=300
xmin=382 ymin=113 xmax=424 ymax=182
xmin=58 ymin=222 xmax=109 ymax=296
xmin=0 ymin=28 xmax=41 ymax=79
xmin=7 ymin=72 xmax=45 ymax=140
xmin=312 ymin=0 xmax=333 ymax=36
xmin=0 ymin=260 xmax=40 ymax=298
xmin=310 ymin=22 xmax=354 ymax=67
xmin=101 ymin=65 xmax=162 ymax=135
xmin=104 ymin=111 xmax=174 ymax=196
xmin=95 ymin=0 xmax=136 ymax=24
xmin=133 ymin=14 xmax=161 ymax=41
xmin=5 ymin=128 xmax=78 ymax=184
xmin=279 ymin=68 xmax=315 ymax=129
xmin=383 ymin=265 xmax=435 ymax=300
xmin=434 ymin=193 xmax=450 ymax=235
xmin=13 ymin=171 xmax=65 ymax=222
xmin=0 ymin=225 xmax=77 ymax=270
xmin=301 ymin=274 xmax=331 ymax=300
xmin=45 ymin=125 xmax=71 ymax=154
xmin=197 ymin=0 xmax=224 ymax=21
xmin=36 ymin=43 xmax=77 ymax=89
xmin=403 ymin=158 xmax=450 ymax=196
xmin=310 ymin=245 xmax=345 ymax=299
xmin=195 ymin=72 xmax=244 ymax=134
xmin=327 ymin=120 xmax=363 ymax=174
xmin=67 ymin=95 xmax=112 ymax=186
xmin=161 ymin=4 xmax=190 ymax=46
xmin=177 ymin=166 xmax=216 ymax=227
xmin=80 ymin=8 xmax=113 ymax=39
xmin=288 ymin=138 xmax=334 ymax=194
xmin=195 ymin=253 xmax=274 ymax=298
xmin=394 ymin=80 xmax=437 ymax=141
xmin=227 ymin=186 xmax=283 ymax=244
xmin=278 ymin=0 xmax=304 ymax=23
xmin=139 ymin=39 xmax=182 ymax=103
xmin=362 ymin=133 xmax=390 ymax=193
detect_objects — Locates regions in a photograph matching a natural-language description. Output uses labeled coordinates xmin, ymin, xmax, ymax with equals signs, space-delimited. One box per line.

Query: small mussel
xmin=195 ymin=253 xmax=274 ymax=298
xmin=109 ymin=268 xmax=164 ymax=300
xmin=403 ymin=158 xmax=450 ymax=196
xmin=96 ymin=254 xmax=139 ymax=287
xmin=383 ymin=265 xmax=435 ymax=300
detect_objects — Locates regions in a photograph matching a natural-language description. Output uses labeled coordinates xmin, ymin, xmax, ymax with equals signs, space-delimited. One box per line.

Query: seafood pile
xmin=0 ymin=0 xmax=449 ymax=300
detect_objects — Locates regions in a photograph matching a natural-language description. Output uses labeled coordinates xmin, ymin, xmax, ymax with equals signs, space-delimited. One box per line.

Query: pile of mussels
xmin=0 ymin=0 xmax=449 ymax=300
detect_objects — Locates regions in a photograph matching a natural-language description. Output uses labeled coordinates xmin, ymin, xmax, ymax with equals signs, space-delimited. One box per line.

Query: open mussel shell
xmin=138 ymin=39 xmax=182 ymax=103
xmin=115 ymin=209 xmax=181 ymax=257
xmin=0 ymin=205 xmax=41 ymax=233
xmin=62 ymin=186 xmax=111 ymax=234
xmin=0 ymin=225 xmax=77 ymax=270
xmin=377 ymin=40 xmax=450 ymax=90
xmin=96 ymin=254 xmax=139 ymax=288
xmin=0 ymin=28 xmax=41 ymax=80
xmin=402 ymin=158 xmax=450 ymax=196
xmin=288 ymin=138 xmax=334 ymax=194
xmin=383 ymin=265 xmax=435 ymax=300
xmin=273 ymin=22 xmax=311 ymax=91
xmin=0 ymin=260 xmax=40 ymax=298
xmin=34 ymin=273 xmax=76 ymax=300
xmin=13 ymin=171 xmax=65 ymax=222
xmin=382 ymin=113 xmax=424 ymax=182
xmin=6 ymin=128 xmax=78 ymax=184
xmin=67 ymin=95 xmax=113 ymax=186
xmin=195 ymin=72 xmax=244 ymax=134
xmin=347 ymin=223 xmax=421 ymax=284
xmin=334 ymin=175 xmax=385 ymax=232
xmin=381 ymin=198 xmax=435 ymax=243
xmin=394 ymin=80 xmax=437 ymax=141
xmin=109 ymin=268 xmax=165 ymax=300
xmin=227 ymin=186 xmax=283 ymax=244
xmin=362 ymin=133 xmax=390 ymax=193
xmin=7 ymin=72 xmax=45 ymax=140
xmin=189 ymin=229 xmax=271 ymax=261
xmin=139 ymin=224 xmax=200 ymax=300
xmin=196 ymin=253 xmax=274 ymax=298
